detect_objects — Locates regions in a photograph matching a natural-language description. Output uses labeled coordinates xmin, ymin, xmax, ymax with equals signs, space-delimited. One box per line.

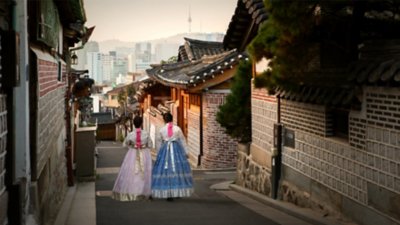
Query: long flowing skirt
xmin=151 ymin=141 xmax=194 ymax=198
xmin=112 ymin=148 xmax=152 ymax=201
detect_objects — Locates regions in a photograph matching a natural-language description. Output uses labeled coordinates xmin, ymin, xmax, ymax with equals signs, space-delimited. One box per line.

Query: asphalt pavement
xmin=55 ymin=141 xmax=357 ymax=225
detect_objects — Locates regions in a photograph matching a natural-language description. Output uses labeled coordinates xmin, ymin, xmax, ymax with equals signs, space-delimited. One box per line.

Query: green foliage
xmin=127 ymin=85 xmax=135 ymax=98
xmin=216 ymin=60 xmax=252 ymax=143
xmin=248 ymin=0 xmax=397 ymax=89
xmin=161 ymin=56 xmax=178 ymax=64
xmin=117 ymin=89 xmax=126 ymax=106
xmin=248 ymin=0 xmax=319 ymax=90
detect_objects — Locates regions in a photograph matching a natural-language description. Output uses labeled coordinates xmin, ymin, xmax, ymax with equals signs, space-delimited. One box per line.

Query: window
xmin=328 ymin=108 xmax=349 ymax=139
xmin=57 ymin=61 xmax=62 ymax=81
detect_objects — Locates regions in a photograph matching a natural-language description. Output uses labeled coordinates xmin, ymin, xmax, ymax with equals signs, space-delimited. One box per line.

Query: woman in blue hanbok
xmin=151 ymin=112 xmax=193 ymax=201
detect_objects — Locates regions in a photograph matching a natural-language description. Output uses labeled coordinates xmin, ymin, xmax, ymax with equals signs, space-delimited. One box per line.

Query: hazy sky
xmin=83 ymin=0 xmax=238 ymax=42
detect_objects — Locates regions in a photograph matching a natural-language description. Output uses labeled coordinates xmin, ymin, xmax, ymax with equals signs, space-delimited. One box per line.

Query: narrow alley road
xmin=94 ymin=142 xmax=313 ymax=225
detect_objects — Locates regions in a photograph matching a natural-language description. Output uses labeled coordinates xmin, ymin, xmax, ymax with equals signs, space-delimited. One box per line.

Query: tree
xmin=216 ymin=60 xmax=252 ymax=143
xmin=126 ymin=85 xmax=136 ymax=104
xmin=117 ymin=89 xmax=126 ymax=107
xmin=248 ymin=0 xmax=400 ymax=90
xmin=161 ymin=56 xmax=178 ymax=64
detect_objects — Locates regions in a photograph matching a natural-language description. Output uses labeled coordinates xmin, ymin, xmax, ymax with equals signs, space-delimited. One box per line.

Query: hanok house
xmin=143 ymin=38 xmax=248 ymax=169
xmin=229 ymin=2 xmax=400 ymax=225
xmin=0 ymin=0 xmax=91 ymax=224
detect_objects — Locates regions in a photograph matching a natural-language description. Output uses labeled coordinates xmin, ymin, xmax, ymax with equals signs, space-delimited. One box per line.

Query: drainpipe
xmin=271 ymin=95 xmax=282 ymax=199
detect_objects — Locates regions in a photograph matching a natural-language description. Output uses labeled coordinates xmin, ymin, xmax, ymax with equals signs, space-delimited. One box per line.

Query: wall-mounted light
xmin=71 ymin=52 xmax=78 ymax=65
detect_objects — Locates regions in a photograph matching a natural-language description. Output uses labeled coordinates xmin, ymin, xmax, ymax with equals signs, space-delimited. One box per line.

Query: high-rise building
xmin=87 ymin=52 xmax=103 ymax=84
xmin=154 ymin=42 xmax=180 ymax=62
xmin=127 ymin=53 xmax=137 ymax=73
xmin=102 ymin=54 xmax=113 ymax=82
xmin=111 ymin=57 xmax=128 ymax=81
xmin=135 ymin=42 xmax=152 ymax=62
xmin=73 ymin=41 xmax=100 ymax=70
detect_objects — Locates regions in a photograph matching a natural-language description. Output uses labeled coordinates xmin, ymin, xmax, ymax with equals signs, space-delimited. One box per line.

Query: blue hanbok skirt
xmin=151 ymin=140 xmax=194 ymax=198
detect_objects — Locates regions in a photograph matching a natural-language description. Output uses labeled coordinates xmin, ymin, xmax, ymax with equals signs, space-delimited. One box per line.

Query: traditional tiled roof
xmin=134 ymin=78 xmax=157 ymax=102
xmin=276 ymin=85 xmax=355 ymax=106
xmin=147 ymin=49 xmax=248 ymax=90
xmin=223 ymin=0 xmax=267 ymax=51
xmin=346 ymin=41 xmax=400 ymax=85
xmin=178 ymin=38 xmax=225 ymax=61
xmin=276 ymin=48 xmax=400 ymax=106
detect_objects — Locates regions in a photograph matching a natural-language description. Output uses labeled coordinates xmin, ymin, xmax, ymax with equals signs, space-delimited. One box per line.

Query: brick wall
xmin=202 ymin=92 xmax=237 ymax=169
xmin=280 ymin=86 xmax=400 ymax=225
xmin=35 ymin=58 xmax=68 ymax=224
xmin=252 ymin=87 xmax=276 ymax=152
xmin=281 ymin=100 xmax=329 ymax=136
xmin=38 ymin=59 xmax=65 ymax=97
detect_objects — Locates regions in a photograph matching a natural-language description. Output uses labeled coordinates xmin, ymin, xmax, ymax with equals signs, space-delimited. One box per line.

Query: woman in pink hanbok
xmin=112 ymin=116 xmax=153 ymax=201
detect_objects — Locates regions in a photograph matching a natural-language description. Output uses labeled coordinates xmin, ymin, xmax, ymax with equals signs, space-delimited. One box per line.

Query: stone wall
xmin=244 ymin=84 xmax=400 ymax=225
xmin=280 ymin=86 xmax=400 ymax=225
xmin=202 ymin=92 xmax=237 ymax=169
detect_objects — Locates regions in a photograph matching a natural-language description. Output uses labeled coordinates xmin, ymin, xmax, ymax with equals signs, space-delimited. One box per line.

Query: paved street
xmin=94 ymin=142 xmax=314 ymax=225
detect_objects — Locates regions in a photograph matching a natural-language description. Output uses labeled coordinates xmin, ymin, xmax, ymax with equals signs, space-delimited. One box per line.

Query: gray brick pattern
xmin=365 ymin=90 xmax=400 ymax=130
xmin=0 ymin=95 xmax=6 ymax=197
xmin=283 ymin=131 xmax=369 ymax=204
xmin=37 ymin=87 xmax=66 ymax=177
xmin=282 ymin=87 xmax=400 ymax=207
xmin=252 ymin=98 xmax=276 ymax=153
xmin=349 ymin=115 xmax=366 ymax=150
xmin=281 ymin=100 xmax=329 ymax=137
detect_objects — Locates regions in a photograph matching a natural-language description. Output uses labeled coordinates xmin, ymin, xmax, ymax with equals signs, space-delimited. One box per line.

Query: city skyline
xmin=83 ymin=0 xmax=237 ymax=42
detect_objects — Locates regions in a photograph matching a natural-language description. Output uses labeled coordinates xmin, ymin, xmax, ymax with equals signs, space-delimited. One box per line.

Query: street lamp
xmin=71 ymin=52 xmax=78 ymax=65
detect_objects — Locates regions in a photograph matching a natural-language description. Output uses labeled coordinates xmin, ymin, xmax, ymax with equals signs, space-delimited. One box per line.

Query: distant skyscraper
xmin=109 ymin=51 xmax=117 ymax=57
xmin=135 ymin=42 xmax=152 ymax=63
xmin=111 ymin=57 xmax=128 ymax=81
xmin=127 ymin=53 xmax=137 ymax=73
xmin=85 ymin=41 xmax=100 ymax=52
xmin=86 ymin=52 xmax=103 ymax=84
xmin=102 ymin=54 xmax=113 ymax=82
xmin=74 ymin=41 xmax=100 ymax=70
xmin=154 ymin=43 xmax=180 ymax=62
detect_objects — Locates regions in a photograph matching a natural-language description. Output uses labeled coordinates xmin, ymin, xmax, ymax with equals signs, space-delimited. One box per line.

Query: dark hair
xmin=133 ymin=116 xmax=143 ymax=128
xmin=163 ymin=112 xmax=173 ymax=123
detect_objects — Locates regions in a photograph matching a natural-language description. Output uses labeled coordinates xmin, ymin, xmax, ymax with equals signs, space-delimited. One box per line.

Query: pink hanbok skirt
xmin=112 ymin=148 xmax=152 ymax=201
